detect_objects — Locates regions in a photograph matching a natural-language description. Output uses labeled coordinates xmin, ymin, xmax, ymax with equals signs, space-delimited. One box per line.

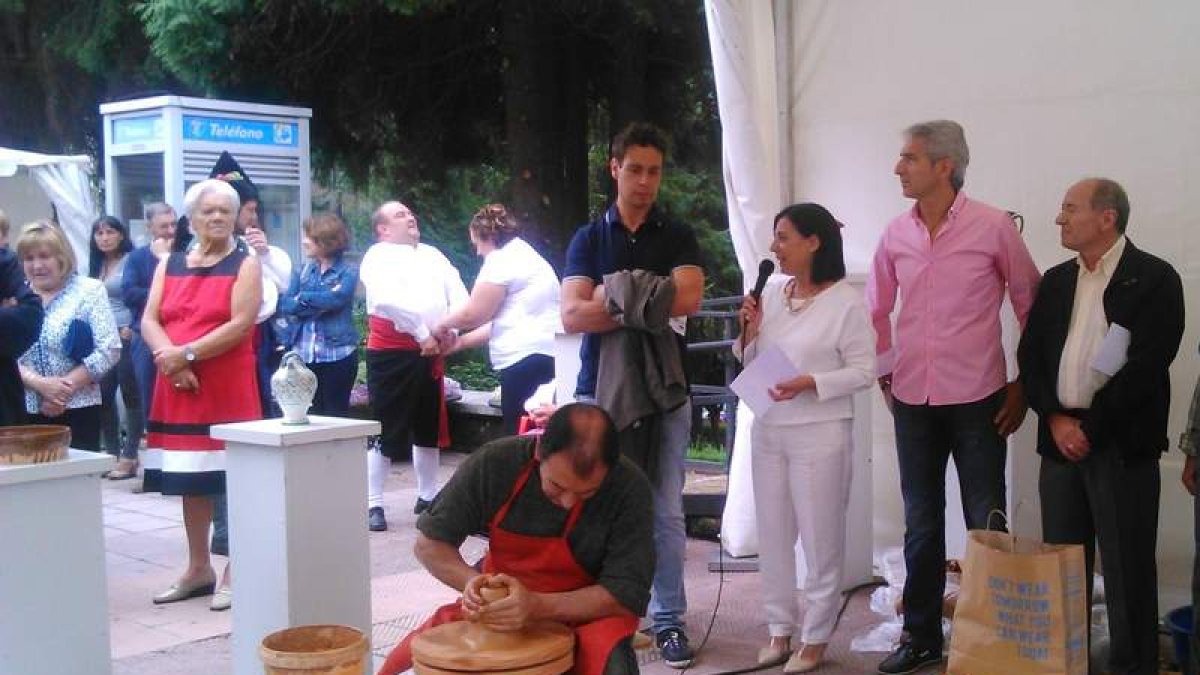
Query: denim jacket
xmin=275 ymin=256 xmax=359 ymax=353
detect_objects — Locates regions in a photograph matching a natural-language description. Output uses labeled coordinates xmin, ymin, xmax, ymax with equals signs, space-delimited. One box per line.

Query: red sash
xmin=366 ymin=315 xmax=450 ymax=447
xmin=379 ymin=455 xmax=638 ymax=675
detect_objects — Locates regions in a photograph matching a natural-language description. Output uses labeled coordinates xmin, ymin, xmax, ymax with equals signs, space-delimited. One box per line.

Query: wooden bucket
xmin=259 ymin=624 xmax=368 ymax=675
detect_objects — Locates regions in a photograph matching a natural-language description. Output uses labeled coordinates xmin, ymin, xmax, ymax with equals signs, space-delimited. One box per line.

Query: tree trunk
xmin=502 ymin=0 xmax=567 ymax=264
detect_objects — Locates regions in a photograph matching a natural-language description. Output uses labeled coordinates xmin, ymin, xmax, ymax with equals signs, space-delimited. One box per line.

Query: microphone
xmin=749 ymin=259 xmax=775 ymax=301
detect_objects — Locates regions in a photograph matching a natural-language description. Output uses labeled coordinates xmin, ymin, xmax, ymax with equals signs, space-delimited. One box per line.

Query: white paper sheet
xmin=1091 ymin=323 xmax=1130 ymax=377
xmin=730 ymin=345 xmax=801 ymax=416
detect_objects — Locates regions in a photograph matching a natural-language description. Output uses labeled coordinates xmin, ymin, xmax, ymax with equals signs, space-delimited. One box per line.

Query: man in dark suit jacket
xmin=1018 ymin=177 xmax=1184 ymax=675
xmin=0 ymin=245 xmax=45 ymax=425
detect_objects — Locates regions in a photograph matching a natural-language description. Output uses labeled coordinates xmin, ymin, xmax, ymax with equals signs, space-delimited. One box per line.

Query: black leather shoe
xmin=414 ymin=498 xmax=432 ymax=515
xmin=368 ymin=507 xmax=387 ymax=532
xmin=877 ymin=641 xmax=942 ymax=674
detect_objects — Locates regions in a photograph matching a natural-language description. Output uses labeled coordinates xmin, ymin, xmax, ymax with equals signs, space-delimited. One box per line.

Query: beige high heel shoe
xmin=783 ymin=643 xmax=827 ymax=673
xmin=757 ymin=637 xmax=792 ymax=665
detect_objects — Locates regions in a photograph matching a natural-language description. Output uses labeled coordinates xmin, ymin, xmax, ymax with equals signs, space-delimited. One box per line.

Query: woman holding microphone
xmin=735 ymin=203 xmax=875 ymax=673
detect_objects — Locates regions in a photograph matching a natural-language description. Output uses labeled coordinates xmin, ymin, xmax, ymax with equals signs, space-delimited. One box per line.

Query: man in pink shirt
xmin=868 ymin=120 xmax=1041 ymax=674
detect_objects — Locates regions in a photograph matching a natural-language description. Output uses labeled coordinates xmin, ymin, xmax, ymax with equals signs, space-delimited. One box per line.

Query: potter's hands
xmin=470 ymin=574 xmax=536 ymax=633
xmin=461 ymin=573 xmax=491 ymax=616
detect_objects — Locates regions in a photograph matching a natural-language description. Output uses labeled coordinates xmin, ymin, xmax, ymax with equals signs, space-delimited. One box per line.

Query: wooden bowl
xmin=259 ymin=624 xmax=368 ymax=675
xmin=0 ymin=425 xmax=71 ymax=465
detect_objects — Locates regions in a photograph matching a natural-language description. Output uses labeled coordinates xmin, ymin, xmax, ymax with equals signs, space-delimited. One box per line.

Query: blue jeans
xmin=211 ymin=493 xmax=228 ymax=557
xmin=131 ymin=331 xmax=156 ymax=421
xmin=100 ymin=333 xmax=144 ymax=460
xmin=648 ymin=403 xmax=690 ymax=634
xmin=893 ymin=388 xmax=1007 ymax=649
xmin=498 ymin=354 xmax=555 ymax=434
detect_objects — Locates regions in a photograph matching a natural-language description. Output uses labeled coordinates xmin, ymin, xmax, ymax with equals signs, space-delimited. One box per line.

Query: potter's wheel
xmin=412 ymin=580 xmax=574 ymax=675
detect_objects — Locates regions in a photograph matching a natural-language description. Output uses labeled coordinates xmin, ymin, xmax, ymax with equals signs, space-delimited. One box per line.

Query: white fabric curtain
xmin=706 ymin=0 xmax=1200 ymax=600
xmin=704 ymin=0 xmax=789 ymax=557
xmin=0 ymin=148 xmax=97 ymax=270
xmin=30 ymin=162 xmax=97 ymax=272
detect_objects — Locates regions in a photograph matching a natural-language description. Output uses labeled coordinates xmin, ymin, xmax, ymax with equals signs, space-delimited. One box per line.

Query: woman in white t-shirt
xmin=734 ymin=203 xmax=875 ymax=673
xmin=436 ymin=204 xmax=561 ymax=432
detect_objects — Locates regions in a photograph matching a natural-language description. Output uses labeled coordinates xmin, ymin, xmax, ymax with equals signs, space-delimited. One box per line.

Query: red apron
xmin=379 ymin=455 xmax=638 ymax=675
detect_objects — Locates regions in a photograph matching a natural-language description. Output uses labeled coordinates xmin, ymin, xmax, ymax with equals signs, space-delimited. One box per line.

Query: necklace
xmin=784 ymin=278 xmax=820 ymax=314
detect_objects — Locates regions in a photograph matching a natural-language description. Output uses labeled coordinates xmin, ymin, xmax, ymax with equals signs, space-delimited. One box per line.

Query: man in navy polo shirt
xmin=562 ymin=121 xmax=705 ymax=668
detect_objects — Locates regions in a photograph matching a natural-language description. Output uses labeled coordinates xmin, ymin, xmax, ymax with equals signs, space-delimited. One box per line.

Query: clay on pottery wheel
xmin=412 ymin=577 xmax=575 ymax=674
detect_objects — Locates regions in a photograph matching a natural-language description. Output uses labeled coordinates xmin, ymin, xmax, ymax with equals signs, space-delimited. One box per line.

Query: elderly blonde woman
xmin=17 ymin=221 xmax=120 ymax=451
xmin=142 ymin=179 xmax=262 ymax=609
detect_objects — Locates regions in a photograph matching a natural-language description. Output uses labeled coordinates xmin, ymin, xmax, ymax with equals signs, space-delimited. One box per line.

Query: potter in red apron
xmin=379 ymin=454 xmax=639 ymax=675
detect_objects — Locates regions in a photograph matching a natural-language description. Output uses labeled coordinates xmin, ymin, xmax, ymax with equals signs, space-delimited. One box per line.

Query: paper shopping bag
xmin=946 ymin=529 xmax=1088 ymax=675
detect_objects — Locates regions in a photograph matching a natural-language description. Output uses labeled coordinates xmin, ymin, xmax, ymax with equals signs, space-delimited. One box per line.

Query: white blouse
xmin=360 ymin=241 xmax=469 ymax=341
xmin=735 ymin=278 xmax=876 ymax=427
xmin=475 ymin=237 xmax=561 ymax=369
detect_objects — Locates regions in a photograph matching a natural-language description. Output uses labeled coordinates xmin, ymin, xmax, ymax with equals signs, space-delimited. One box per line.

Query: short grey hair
xmin=143 ymin=202 xmax=175 ymax=222
xmin=1084 ymin=177 xmax=1131 ymax=233
xmin=370 ymin=203 xmax=390 ymax=230
xmin=183 ymin=179 xmax=240 ymax=220
xmin=905 ymin=120 xmax=970 ymax=191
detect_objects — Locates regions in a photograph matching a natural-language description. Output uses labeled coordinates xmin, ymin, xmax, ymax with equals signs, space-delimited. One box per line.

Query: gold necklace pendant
xmin=784 ymin=279 xmax=817 ymax=314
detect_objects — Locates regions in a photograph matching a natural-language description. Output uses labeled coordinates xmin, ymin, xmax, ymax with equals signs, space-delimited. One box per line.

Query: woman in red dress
xmin=141 ymin=178 xmax=262 ymax=607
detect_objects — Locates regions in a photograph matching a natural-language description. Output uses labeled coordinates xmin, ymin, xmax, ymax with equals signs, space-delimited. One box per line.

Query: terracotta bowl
xmin=0 ymin=425 xmax=71 ymax=465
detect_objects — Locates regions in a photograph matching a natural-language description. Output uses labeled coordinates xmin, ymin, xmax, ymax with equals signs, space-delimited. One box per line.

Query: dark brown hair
xmin=774 ymin=203 xmax=846 ymax=284
xmin=536 ymin=403 xmax=619 ymax=478
xmin=610 ymin=122 xmax=669 ymax=163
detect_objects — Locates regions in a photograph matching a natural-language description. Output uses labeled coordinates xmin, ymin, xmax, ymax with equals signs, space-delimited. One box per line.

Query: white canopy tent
xmin=0 ymin=148 xmax=98 ymax=269
xmin=706 ymin=0 xmax=1200 ymax=608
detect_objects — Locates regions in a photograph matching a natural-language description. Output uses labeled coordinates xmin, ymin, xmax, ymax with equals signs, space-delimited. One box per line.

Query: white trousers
xmin=751 ymin=418 xmax=852 ymax=643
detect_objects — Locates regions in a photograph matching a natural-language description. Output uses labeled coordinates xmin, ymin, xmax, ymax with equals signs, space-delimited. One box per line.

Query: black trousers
xmin=30 ymin=405 xmax=101 ymax=452
xmin=308 ymin=351 xmax=359 ymax=417
xmin=1039 ymin=450 xmax=1160 ymax=675
xmin=366 ymin=349 xmax=440 ymax=459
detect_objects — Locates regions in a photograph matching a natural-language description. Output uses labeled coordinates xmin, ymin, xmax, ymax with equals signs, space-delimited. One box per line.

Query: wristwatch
xmin=183 ymin=345 xmax=198 ymax=363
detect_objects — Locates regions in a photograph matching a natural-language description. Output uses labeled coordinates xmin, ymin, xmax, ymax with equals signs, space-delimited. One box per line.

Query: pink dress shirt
xmin=867 ymin=192 xmax=1041 ymax=406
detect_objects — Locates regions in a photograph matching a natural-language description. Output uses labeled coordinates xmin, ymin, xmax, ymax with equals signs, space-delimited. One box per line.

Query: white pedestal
xmin=0 ymin=449 xmax=114 ymax=675
xmin=211 ymin=416 xmax=380 ymax=675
